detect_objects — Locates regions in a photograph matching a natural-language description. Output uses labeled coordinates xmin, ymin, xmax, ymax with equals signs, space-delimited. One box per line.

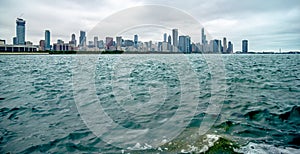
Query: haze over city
xmin=0 ymin=0 xmax=300 ymax=51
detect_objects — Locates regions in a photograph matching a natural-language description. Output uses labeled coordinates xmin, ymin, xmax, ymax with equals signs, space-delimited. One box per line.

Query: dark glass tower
xmin=242 ymin=40 xmax=248 ymax=53
xmin=45 ymin=30 xmax=50 ymax=50
xmin=79 ymin=31 xmax=86 ymax=47
xmin=16 ymin=18 xmax=26 ymax=45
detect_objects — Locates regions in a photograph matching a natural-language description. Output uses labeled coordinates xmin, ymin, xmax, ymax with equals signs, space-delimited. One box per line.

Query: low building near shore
xmin=0 ymin=44 xmax=38 ymax=52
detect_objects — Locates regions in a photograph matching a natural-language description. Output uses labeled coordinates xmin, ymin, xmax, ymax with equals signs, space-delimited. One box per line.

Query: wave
xmin=235 ymin=142 xmax=300 ymax=154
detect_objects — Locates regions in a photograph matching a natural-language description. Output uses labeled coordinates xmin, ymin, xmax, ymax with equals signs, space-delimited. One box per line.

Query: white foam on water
xmin=235 ymin=142 xmax=300 ymax=154
xmin=126 ymin=142 xmax=153 ymax=151
xmin=204 ymin=134 xmax=220 ymax=147
xmin=198 ymin=134 xmax=220 ymax=153
xmin=179 ymin=134 xmax=221 ymax=153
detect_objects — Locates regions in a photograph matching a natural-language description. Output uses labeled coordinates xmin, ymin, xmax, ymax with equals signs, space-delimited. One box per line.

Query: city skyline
xmin=0 ymin=0 xmax=300 ymax=52
xmin=0 ymin=17 xmax=237 ymax=53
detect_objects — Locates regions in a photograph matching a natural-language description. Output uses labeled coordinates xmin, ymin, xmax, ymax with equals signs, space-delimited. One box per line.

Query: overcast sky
xmin=0 ymin=0 xmax=299 ymax=51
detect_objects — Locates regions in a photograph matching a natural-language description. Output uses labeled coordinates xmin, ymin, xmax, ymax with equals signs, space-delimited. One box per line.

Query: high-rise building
xmin=172 ymin=29 xmax=178 ymax=50
xmin=134 ymin=34 xmax=138 ymax=48
xmin=179 ymin=36 xmax=184 ymax=52
xmin=168 ymin=35 xmax=172 ymax=50
xmin=178 ymin=35 xmax=191 ymax=53
xmin=124 ymin=40 xmax=134 ymax=47
xmin=70 ymin=34 xmax=77 ymax=47
xmin=45 ymin=30 xmax=51 ymax=50
xmin=162 ymin=42 xmax=169 ymax=52
xmin=201 ymin=28 xmax=207 ymax=45
xmin=149 ymin=40 xmax=153 ymax=51
xmin=16 ymin=18 xmax=26 ymax=45
xmin=228 ymin=41 xmax=233 ymax=53
xmin=88 ymin=41 xmax=94 ymax=48
xmin=13 ymin=37 xmax=18 ymax=45
xmin=79 ymin=31 xmax=86 ymax=47
xmin=163 ymin=33 xmax=167 ymax=42
xmin=242 ymin=40 xmax=248 ymax=53
xmin=212 ymin=39 xmax=221 ymax=53
xmin=106 ymin=37 xmax=113 ymax=50
xmin=116 ymin=36 xmax=122 ymax=50
xmin=168 ymin=35 xmax=171 ymax=44
xmin=39 ymin=40 xmax=45 ymax=51
xmin=94 ymin=36 xmax=98 ymax=48
xmin=223 ymin=37 xmax=227 ymax=53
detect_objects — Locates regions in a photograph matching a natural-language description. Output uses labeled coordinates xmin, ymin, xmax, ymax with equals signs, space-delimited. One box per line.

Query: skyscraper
xmin=116 ymin=36 xmax=122 ymax=50
xmin=168 ymin=35 xmax=172 ymax=50
xmin=163 ymin=33 xmax=167 ymax=42
xmin=106 ymin=37 xmax=113 ymax=50
xmin=16 ymin=18 xmax=26 ymax=45
xmin=172 ymin=29 xmax=178 ymax=50
xmin=212 ymin=39 xmax=221 ymax=53
xmin=242 ymin=40 xmax=248 ymax=53
xmin=134 ymin=34 xmax=138 ymax=48
xmin=79 ymin=31 xmax=86 ymax=47
xmin=201 ymin=28 xmax=207 ymax=45
xmin=39 ymin=40 xmax=45 ymax=51
xmin=168 ymin=35 xmax=171 ymax=44
xmin=223 ymin=37 xmax=227 ymax=53
xmin=45 ymin=30 xmax=50 ymax=50
xmin=70 ymin=34 xmax=77 ymax=47
xmin=228 ymin=41 xmax=233 ymax=53
xmin=94 ymin=36 xmax=98 ymax=48
xmin=178 ymin=35 xmax=191 ymax=53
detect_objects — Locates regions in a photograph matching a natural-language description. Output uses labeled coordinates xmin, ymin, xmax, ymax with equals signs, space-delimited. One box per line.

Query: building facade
xmin=178 ymin=35 xmax=191 ymax=53
xmin=16 ymin=18 xmax=26 ymax=45
xmin=45 ymin=30 xmax=50 ymax=50
xmin=242 ymin=40 xmax=248 ymax=53
xmin=172 ymin=29 xmax=178 ymax=51
xmin=79 ymin=31 xmax=86 ymax=47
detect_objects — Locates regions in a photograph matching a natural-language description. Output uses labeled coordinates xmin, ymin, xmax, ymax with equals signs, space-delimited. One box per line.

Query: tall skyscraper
xmin=16 ymin=18 xmax=26 ymax=45
xmin=172 ymin=29 xmax=178 ymax=50
xmin=94 ymin=36 xmax=98 ymax=48
xmin=149 ymin=40 xmax=153 ymax=51
xmin=223 ymin=37 xmax=227 ymax=53
xmin=70 ymin=34 xmax=77 ymax=47
xmin=98 ymin=40 xmax=104 ymax=49
xmin=168 ymin=35 xmax=172 ymax=50
xmin=116 ymin=36 xmax=122 ymax=50
xmin=212 ymin=39 xmax=221 ymax=53
xmin=163 ymin=33 xmax=167 ymax=42
xmin=168 ymin=35 xmax=171 ymax=44
xmin=242 ymin=40 xmax=248 ymax=53
xmin=178 ymin=35 xmax=191 ymax=53
xmin=134 ymin=34 xmax=138 ymax=48
xmin=228 ymin=41 xmax=233 ymax=53
xmin=201 ymin=28 xmax=207 ymax=45
xmin=45 ymin=30 xmax=50 ymax=50
xmin=71 ymin=34 xmax=76 ymax=42
xmin=106 ymin=37 xmax=113 ymax=50
xmin=79 ymin=31 xmax=86 ymax=47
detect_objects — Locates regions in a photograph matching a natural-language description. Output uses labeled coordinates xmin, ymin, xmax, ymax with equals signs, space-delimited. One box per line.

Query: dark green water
xmin=0 ymin=54 xmax=299 ymax=153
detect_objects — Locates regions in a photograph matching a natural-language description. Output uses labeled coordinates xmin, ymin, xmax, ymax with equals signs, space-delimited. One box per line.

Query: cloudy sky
xmin=0 ymin=0 xmax=299 ymax=51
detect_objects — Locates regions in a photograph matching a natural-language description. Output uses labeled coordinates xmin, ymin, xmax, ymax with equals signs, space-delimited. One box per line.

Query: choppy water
xmin=0 ymin=54 xmax=299 ymax=153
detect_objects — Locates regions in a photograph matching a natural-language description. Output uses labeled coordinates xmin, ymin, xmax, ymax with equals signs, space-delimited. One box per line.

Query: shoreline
xmin=0 ymin=52 xmax=49 ymax=55
xmin=0 ymin=51 xmax=299 ymax=55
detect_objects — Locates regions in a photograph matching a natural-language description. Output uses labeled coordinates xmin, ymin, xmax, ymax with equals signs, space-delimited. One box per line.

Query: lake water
xmin=0 ymin=54 xmax=299 ymax=153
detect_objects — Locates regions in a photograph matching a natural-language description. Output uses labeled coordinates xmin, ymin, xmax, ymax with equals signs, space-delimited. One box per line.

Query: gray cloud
xmin=0 ymin=0 xmax=299 ymax=51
